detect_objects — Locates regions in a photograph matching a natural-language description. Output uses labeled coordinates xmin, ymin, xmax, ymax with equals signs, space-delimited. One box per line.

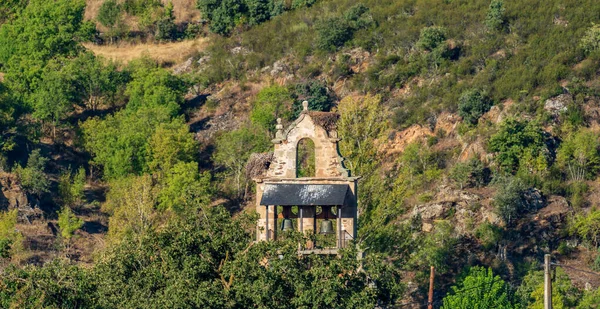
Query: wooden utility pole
xmin=428 ymin=266 xmax=435 ymax=309
xmin=544 ymin=254 xmax=552 ymax=309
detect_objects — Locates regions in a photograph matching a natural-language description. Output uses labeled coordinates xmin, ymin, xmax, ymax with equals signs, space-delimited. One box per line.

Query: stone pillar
xmin=299 ymin=206 xmax=316 ymax=249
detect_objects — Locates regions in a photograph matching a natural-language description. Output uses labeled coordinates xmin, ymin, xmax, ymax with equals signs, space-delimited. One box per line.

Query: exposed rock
xmin=544 ymin=94 xmax=572 ymax=115
xmin=523 ymin=188 xmax=545 ymax=210
xmin=0 ymin=172 xmax=43 ymax=223
xmin=270 ymin=59 xmax=289 ymax=76
xmin=173 ymin=57 xmax=193 ymax=75
xmin=411 ymin=186 xmax=484 ymax=235
xmin=230 ymin=46 xmax=250 ymax=55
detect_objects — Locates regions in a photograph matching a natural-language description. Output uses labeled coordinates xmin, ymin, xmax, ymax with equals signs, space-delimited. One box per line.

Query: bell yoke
xmin=253 ymin=101 xmax=360 ymax=254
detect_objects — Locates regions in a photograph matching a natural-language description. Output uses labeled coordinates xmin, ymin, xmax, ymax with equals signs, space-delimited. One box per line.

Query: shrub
xmin=57 ymin=206 xmax=84 ymax=241
xmin=97 ymin=0 xmax=121 ymax=29
xmin=570 ymin=208 xmax=600 ymax=246
xmin=0 ymin=209 xmax=23 ymax=259
xmin=450 ymin=158 xmax=487 ymax=189
xmin=458 ymin=89 xmax=492 ymax=125
xmin=485 ymin=0 xmax=506 ymax=31
xmin=315 ymin=17 xmax=352 ymax=51
xmin=474 ymin=222 xmax=502 ymax=250
xmin=556 ymin=128 xmax=600 ymax=181
xmin=58 ymin=167 xmax=86 ymax=206
xmin=581 ymin=23 xmax=600 ymax=54
xmin=250 ymin=85 xmax=293 ymax=133
xmin=488 ymin=119 xmax=547 ymax=174
xmin=292 ymin=81 xmax=333 ymax=117
xmin=14 ymin=149 xmax=50 ymax=196
xmin=416 ymin=26 xmax=447 ymax=51
xmin=493 ymin=176 xmax=527 ymax=225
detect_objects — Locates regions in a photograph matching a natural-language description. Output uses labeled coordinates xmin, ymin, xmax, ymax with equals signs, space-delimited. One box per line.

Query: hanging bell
xmin=319 ymin=220 xmax=334 ymax=235
xmin=281 ymin=218 xmax=294 ymax=231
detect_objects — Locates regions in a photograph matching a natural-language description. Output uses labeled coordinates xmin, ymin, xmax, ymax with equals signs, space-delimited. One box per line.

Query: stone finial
xmin=302 ymin=101 xmax=309 ymax=111
xmin=274 ymin=118 xmax=284 ymax=140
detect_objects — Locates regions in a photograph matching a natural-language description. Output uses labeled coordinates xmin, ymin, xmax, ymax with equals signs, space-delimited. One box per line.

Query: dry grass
xmin=83 ymin=37 xmax=209 ymax=65
xmin=84 ymin=0 xmax=200 ymax=25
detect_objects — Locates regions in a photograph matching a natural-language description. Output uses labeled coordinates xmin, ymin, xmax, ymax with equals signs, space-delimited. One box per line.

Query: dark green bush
xmin=458 ymin=89 xmax=492 ymax=124
xmin=416 ymin=26 xmax=446 ymax=51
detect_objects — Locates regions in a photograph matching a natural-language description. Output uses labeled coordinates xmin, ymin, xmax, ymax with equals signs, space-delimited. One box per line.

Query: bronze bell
xmin=319 ymin=220 xmax=334 ymax=235
xmin=281 ymin=218 xmax=294 ymax=231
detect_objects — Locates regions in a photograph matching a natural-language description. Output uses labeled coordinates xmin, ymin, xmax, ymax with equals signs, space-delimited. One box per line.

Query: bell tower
xmin=253 ymin=101 xmax=360 ymax=254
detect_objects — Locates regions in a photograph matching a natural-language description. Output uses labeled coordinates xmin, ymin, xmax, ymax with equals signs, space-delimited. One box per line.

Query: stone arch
xmin=296 ymin=138 xmax=316 ymax=177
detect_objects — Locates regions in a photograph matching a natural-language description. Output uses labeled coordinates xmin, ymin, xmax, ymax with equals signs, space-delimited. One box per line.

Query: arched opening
xmin=296 ymin=138 xmax=316 ymax=177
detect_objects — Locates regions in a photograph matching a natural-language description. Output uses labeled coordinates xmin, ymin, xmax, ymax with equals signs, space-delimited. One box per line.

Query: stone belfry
xmin=253 ymin=101 xmax=359 ymax=254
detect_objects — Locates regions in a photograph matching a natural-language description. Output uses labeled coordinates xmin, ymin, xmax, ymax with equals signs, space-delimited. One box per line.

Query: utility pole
xmin=428 ymin=266 xmax=435 ymax=309
xmin=544 ymin=254 xmax=552 ymax=309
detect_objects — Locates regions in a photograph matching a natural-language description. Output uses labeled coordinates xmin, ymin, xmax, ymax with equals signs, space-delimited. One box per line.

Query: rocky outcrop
xmin=0 ymin=172 xmax=43 ymax=223
xmin=411 ymin=186 xmax=499 ymax=235
xmin=544 ymin=94 xmax=572 ymax=116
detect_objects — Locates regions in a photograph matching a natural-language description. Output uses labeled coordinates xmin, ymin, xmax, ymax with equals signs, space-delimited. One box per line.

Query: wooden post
xmin=544 ymin=254 xmax=552 ymax=309
xmin=428 ymin=266 xmax=435 ymax=309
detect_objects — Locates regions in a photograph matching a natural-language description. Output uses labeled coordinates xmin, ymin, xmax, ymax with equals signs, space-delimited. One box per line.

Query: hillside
xmin=2 ymin=0 xmax=600 ymax=308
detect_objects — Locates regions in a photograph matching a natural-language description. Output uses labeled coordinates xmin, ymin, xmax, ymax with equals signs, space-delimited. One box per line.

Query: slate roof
xmin=260 ymin=184 xmax=349 ymax=206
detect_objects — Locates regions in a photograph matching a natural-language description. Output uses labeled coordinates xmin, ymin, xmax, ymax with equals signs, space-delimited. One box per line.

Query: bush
xmin=450 ymin=158 xmax=487 ymax=189
xmin=581 ymin=23 xmax=600 ymax=54
xmin=416 ymin=26 xmax=447 ymax=51
xmin=292 ymin=81 xmax=333 ymax=117
xmin=458 ymin=89 xmax=492 ymax=125
xmin=315 ymin=17 xmax=353 ymax=51
xmin=556 ymin=128 xmax=600 ymax=181
xmin=97 ymin=0 xmax=121 ymax=28
xmin=250 ymin=85 xmax=293 ymax=133
xmin=488 ymin=119 xmax=547 ymax=174
xmin=474 ymin=222 xmax=502 ymax=250
xmin=14 ymin=149 xmax=50 ymax=197
xmin=493 ymin=176 xmax=527 ymax=225
xmin=57 ymin=206 xmax=84 ymax=241
xmin=485 ymin=0 xmax=506 ymax=31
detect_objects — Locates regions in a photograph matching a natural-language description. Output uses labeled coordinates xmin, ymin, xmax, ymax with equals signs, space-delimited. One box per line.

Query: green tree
xmin=103 ymin=174 xmax=157 ymax=243
xmin=488 ymin=118 xmax=547 ymax=174
xmin=493 ymin=176 xmax=527 ymax=225
xmin=485 ymin=0 xmax=506 ymax=31
xmin=0 ymin=259 xmax=97 ymax=309
xmin=0 ymin=0 xmax=94 ymax=98
xmin=157 ymin=162 xmax=212 ymax=214
xmin=30 ymin=58 xmax=75 ymax=138
xmin=70 ymin=52 xmax=124 ymax=111
xmin=441 ymin=266 xmax=514 ymax=309
xmin=516 ymin=267 xmax=581 ymax=309
xmin=569 ymin=208 xmax=600 ymax=246
xmin=59 ymin=167 xmax=86 ymax=206
xmin=97 ymin=0 xmax=121 ymax=29
xmin=14 ymin=149 xmax=50 ymax=196
xmin=316 ymin=17 xmax=353 ymax=51
xmin=556 ymin=128 xmax=600 ymax=181
xmin=250 ymin=85 xmax=293 ymax=133
xmin=213 ymin=125 xmax=270 ymax=199
xmin=57 ymin=206 xmax=84 ymax=241
xmin=125 ymin=60 xmax=188 ymax=115
xmin=82 ymin=106 xmax=174 ymax=178
xmin=458 ymin=89 xmax=492 ymax=125
xmin=147 ymin=120 xmax=197 ymax=174
xmin=0 ymin=209 xmax=23 ymax=259
xmin=292 ymin=81 xmax=333 ymax=117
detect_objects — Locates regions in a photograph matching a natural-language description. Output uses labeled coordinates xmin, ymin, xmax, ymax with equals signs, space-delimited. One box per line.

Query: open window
xmin=296 ymin=138 xmax=316 ymax=177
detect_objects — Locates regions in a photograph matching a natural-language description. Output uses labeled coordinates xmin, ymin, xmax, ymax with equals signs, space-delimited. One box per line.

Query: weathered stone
xmin=544 ymin=94 xmax=572 ymax=115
